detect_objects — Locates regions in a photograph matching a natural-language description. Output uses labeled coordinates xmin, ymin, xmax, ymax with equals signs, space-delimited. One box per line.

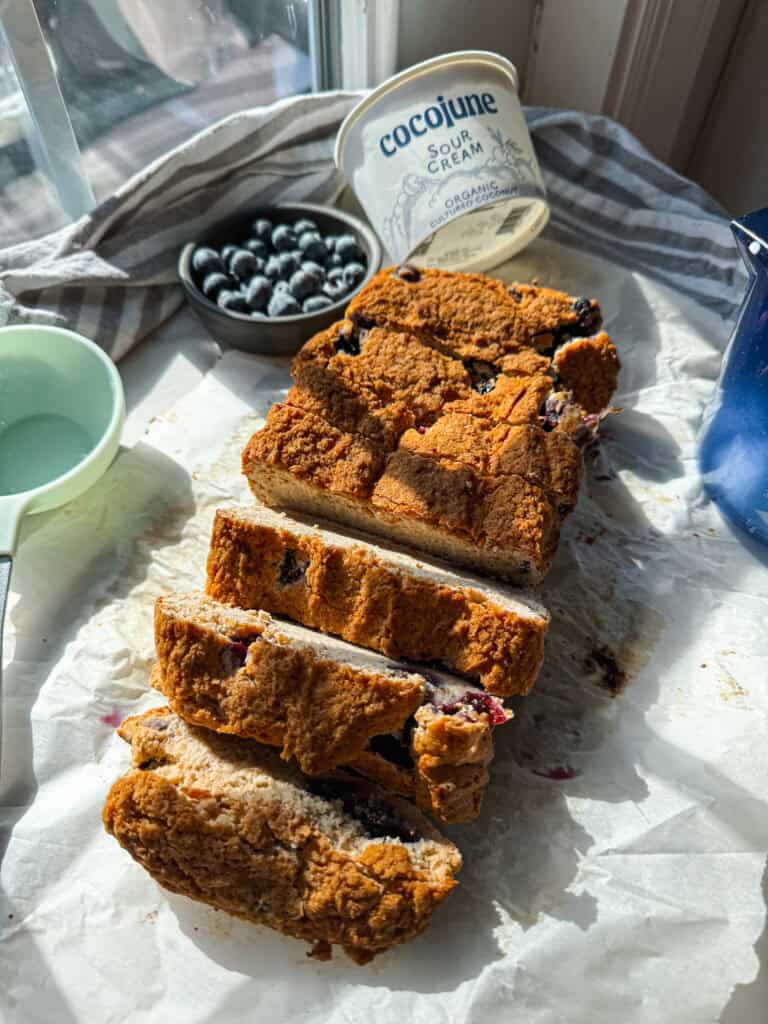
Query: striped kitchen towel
xmin=526 ymin=108 xmax=747 ymax=321
xmin=0 ymin=92 xmax=747 ymax=361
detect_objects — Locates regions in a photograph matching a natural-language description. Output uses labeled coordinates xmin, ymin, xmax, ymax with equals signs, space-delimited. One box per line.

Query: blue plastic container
xmin=699 ymin=208 xmax=768 ymax=546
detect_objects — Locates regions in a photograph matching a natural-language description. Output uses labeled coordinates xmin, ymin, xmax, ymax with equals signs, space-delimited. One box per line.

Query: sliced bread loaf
xmin=103 ymin=708 xmax=461 ymax=963
xmin=206 ymin=504 xmax=548 ymax=695
xmin=154 ymin=591 xmax=510 ymax=822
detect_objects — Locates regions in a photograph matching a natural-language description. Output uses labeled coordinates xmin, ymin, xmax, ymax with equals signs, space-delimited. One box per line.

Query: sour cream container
xmin=335 ymin=51 xmax=549 ymax=272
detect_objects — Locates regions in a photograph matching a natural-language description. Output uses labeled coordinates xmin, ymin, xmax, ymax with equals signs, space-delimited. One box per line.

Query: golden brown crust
xmin=440 ymin=373 xmax=553 ymax=425
xmin=345 ymin=268 xmax=600 ymax=354
xmin=152 ymin=597 xmax=425 ymax=775
xmin=477 ymin=475 xmax=561 ymax=567
xmin=370 ymin=448 xmax=478 ymax=542
xmin=205 ymin=507 xmax=547 ymax=695
xmin=242 ymin=403 xmax=384 ymax=500
xmin=289 ymin=320 xmax=471 ymax=444
xmin=103 ymin=709 xmax=461 ymax=963
xmin=370 ymin=449 xmax=560 ymax=567
xmin=398 ymin=417 xmax=582 ymax=510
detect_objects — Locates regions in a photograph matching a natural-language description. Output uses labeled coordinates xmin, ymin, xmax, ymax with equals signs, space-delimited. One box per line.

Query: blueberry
xmin=252 ymin=218 xmax=272 ymax=243
xmin=229 ymin=250 xmax=259 ymax=281
xmin=244 ymin=238 xmax=268 ymax=259
xmin=268 ymin=291 xmax=301 ymax=317
xmin=336 ymin=234 xmax=364 ymax=263
xmin=326 ymin=266 xmax=344 ymax=286
xmin=218 ymin=290 xmax=249 ymax=314
xmin=465 ymin=358 xmax=499 ymax=394
xmin=264 ymin=255 xmax=282 ymax=280
xmin=278 ymin=251 xmax=300 ymax=279
xmin=303 ymin=294 xmax=333 ymax=314
xmin=343 ymin=262 xmax=366 ymax=288
xmin=335 ymin=324 xmax=362 ymax=355
xmin=221 ymin=244 xmax=239 ymax=262
xmin=301 ymin=260 xmax=325 ymax=279
xmin=307 ymin=779 xmax=418 ymax=843
xmin=293 ymin=218 xmax=318 ymax=236
xmin=325 ymin=252 xmax=343 ymax=269
xmin=271 ymin=224 xmax=297 ymax=252
xmin=323 ymin=280 xmax=347 ymax=303
xmin=245 ymin=275 xmax=272 ymax=311
xmin=572 ymin=296 xmax=600 ymax=334
xmin=324 ymin=235 xmax=337 ymax=253
xmin=274 ymin=279 xmax=291 ymax=293
xmin=394 ymin=263 xmax=421 ymax=283
xmin=278 ymin=548 xmax=308 ymax=585
xmin=191 ymin=246 xmax=224 ymax=276
xmin=201 ymin=271 xmax=232 ymax=300
xmin=298 ymin=231 xmax=327 ymax=263
xmin=289 ymin=269 xmax=318 ymax=301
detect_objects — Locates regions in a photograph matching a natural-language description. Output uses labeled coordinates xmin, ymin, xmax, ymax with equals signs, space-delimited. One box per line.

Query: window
xmin=0 ymin=0 xmax=316 ymax=247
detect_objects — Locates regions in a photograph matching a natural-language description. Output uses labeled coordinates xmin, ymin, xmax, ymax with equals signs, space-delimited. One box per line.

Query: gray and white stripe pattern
xmin=0 ymin=94 xmax=746 ymax=361
xmin=527 ymin=108 xmax=746 ymax=321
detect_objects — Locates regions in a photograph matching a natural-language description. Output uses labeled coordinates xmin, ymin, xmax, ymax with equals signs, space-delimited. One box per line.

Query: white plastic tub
xmin=335 ymin=51 xmax=550 ymax=272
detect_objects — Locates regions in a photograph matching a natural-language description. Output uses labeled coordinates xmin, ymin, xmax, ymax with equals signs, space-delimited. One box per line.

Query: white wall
xmin=687 ymin=0 xmax=768 ymax=214
xmin=525 ymin=0 xmax=628 ymax=112
xmin=397 ymin=0 xmax=536 ymax=86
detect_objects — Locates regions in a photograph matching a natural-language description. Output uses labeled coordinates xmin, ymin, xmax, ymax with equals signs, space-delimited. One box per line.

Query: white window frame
xmin=310 ymin=0 xmax=399 ymax=90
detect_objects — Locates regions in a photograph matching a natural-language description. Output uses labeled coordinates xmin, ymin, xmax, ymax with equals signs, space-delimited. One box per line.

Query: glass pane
xmin=0 ymin=21 xmax=69 ymax=247
xmin=1 ymin=1 xmax=313 ymax=244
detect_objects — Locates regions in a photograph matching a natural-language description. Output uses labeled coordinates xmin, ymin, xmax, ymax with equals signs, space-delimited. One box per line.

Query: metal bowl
xmin=178 ymin=202 xmax=382 ymax=356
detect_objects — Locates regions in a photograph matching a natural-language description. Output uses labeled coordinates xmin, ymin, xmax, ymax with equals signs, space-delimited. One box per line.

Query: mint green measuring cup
xmin=0 ymin=325 xmax=125 ymax=722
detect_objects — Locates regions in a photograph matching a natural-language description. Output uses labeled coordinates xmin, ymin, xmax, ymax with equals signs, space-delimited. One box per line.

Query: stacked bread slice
xmin=105 ymin=707 xmax=461 ymax=964
xmin=104 ymin=266 xmax=619 ymax=962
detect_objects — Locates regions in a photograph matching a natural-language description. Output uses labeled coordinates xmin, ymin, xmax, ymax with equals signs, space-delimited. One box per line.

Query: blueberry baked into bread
xmin=243 ymin=266 xmax=619 ymax=582
xmin=103 ymin=708 xmax=461 ymax=963
xmin=206 ymin=504 xmax=548 ymax=695
xmin=153 ymin=592 xmax=510 ymax=823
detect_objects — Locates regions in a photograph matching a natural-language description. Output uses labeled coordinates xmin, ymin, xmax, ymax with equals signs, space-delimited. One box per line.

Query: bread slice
xmin=154 ymin=592 xmax=510 ymax=823
xmin=206 ymin=504 xmax=548 ymax=695
xmin=242 ymin=266 xmax=616 ymax=582
xmin=103 ymin=708 xmax=461 ymax=963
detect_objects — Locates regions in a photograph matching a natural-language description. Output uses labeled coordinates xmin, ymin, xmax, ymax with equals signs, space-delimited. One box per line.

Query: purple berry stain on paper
xmin=532 ymin=765 xmax=581 ymax=781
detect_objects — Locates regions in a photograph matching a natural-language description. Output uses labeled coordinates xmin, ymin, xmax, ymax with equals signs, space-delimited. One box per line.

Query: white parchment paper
xmin=2 ymin=238 xmax=766 ymax=1024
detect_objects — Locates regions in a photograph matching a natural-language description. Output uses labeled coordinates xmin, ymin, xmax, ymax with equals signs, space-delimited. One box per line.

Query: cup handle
xmin=0 ymin=554 xmax=9 ymax=771
xmin=0 ymin=496 xmax=28 ymax=558
xmin=0 ymin=497 xmax=25 ymax=775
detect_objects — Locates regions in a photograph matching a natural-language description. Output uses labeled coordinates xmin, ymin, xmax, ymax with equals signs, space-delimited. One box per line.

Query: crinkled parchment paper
xmin=2 ymin=238 xmax=767 ymax=1024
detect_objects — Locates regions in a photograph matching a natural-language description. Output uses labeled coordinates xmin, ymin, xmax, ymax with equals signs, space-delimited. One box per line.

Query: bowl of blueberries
xmin=179 ymin=202 xmax=381 ymax=355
